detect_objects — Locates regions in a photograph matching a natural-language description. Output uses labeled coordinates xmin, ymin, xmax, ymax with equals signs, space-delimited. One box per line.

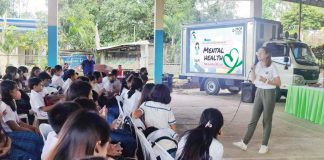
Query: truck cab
xmin=265 ymin=39 xmax=320 ymax=100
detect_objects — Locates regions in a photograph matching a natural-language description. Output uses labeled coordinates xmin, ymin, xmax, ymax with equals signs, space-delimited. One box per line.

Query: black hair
xmin=140 ymin=67 xmax=147 ymax=73
xmin=101 ymin=72 xmax=107 ymax=78
xmin=2 ymin=74 xmax=13 ymax=80
xmin=151 ymin=84 xmax=171 ymax=104
xmin=139 ymin=83 xmax=155 ymax=105
xmin=5 ymin=66 xmax=18 ymax=75
xmin=38 ymin=72 xmax=52 ymax=81
xmin=111 ymin=69 xmax=118 ymax=76
xmin=143 ymin=126 xmax=158 ymax=137
xmin=93 ymin=71 xmax=102 ymax=81
xmin=87 ymin=75 xmax=95 ymax=82
xmin=179 ymin=108 xmax=224 ymax=160
xmin=127 ymin=77 xmax=143 ymax=99
xmin=18 ymin=66 xmax=28 ymax=73
xmin=74 ymin=97 xmax=98 ymax=113
xmin=48 ymin=102 xmax=82 ymax=133
xmin=54 ymin=65 xmax=63 ymax=73
xmin=0 ymin=80 xmax=19 ymax=111
xmin=141 ymin=74 xmax=148 ymax=82
xmin=92 ymin=90 xmax=99 ymax=103
xmin=77 ymin=76 xmax=90 ymax=82
xmin=30 ymin=66 xmax=40 ymax=78
xmin=65 ymin=69 xmax=76 ymax=79
xmin=65 ymin=80 xmax=92 ymax=101
xmin=48 ymin=110 xmax=110 ymax=160
xmin=28 ymin=77 xmax=42 ymax=90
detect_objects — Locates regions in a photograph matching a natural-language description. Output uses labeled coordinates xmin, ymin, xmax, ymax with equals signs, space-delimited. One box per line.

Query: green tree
xmin=59 ymin=1 xmax=96 ymax=50
xmin=0 ymin=26 xmax=21 ymax=65
xmin=0 ymin=0 xmax=9 ymax=16
xmin=281 ymin=4 xmax=324 ymax=33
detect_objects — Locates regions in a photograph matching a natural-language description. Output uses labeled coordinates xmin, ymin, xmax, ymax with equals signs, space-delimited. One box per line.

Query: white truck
xmin=180 ymin=18 xmax=320 ymax=101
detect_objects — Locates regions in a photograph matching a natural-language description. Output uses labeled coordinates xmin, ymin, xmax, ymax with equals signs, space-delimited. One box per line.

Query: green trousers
xmin=243 ymin=88 xmax=276 ymax=146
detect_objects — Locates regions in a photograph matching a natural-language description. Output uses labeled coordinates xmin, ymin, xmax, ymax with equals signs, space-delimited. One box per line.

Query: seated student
xmin=143 ymin=127 xmax=178 ymax=158
xmin=2 ymin=66 xmax=18 ymax=81
xmin=103 ymin=69 xmax=121 ymax=98
xmin=42 ymin=102 xmax=82 ymax=159
xmin=29 ymin=77 xmax=55 ymax=118
xmin=121 ymin=77 xmax=143 ymax=116
xmin=51 ymin=65 xmax=64 ymax=88
xmin=132 ymin=84 xmax=176 ymax=132
xmin=30 ymin=66 xmax=41 ymax=79
xmin=0 ymin=80 xmax=40 ymax=134
xmin=176 ymin=108 xmax=224 ymax=160
xmin=18 ymin=66 xmax=29 ymax=90
xmin=38 ymin=72 xmax=58 ymax=95
xmin=46 ymin=110 xmax=111 ymax=160
xmin=62 ymin=69 xmax=78 ymax=93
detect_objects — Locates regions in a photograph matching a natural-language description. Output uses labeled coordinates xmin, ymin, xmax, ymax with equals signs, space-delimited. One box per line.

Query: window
xmin=267 ymin=43 xmax=286 ymax=57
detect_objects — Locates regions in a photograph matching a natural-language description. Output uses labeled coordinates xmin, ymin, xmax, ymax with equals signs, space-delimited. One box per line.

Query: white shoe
xmin=258 ymin=145 xmax=269 ymax=154
xmin=233 ymin=140 xmax=247 ymax=151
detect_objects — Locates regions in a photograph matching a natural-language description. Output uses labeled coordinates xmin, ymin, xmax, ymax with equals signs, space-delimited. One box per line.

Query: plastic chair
xmin=39 ymin=123 xmax=54 ymax=142
xmin=18 ymin=113 xmax=29 ymax=124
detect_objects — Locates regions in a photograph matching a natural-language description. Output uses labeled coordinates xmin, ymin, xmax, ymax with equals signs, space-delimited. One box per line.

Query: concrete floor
xmin=171 ymin=88 xmax=324 ymax=160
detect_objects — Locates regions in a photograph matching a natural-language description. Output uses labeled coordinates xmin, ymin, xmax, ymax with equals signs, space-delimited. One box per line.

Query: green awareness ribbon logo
xmin=223 ymin=48 xmax=243 ymax=74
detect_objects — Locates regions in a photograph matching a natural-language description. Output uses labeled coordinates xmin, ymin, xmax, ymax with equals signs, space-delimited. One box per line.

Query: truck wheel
xmin=275 ymin=88 xmax=281 ymax=102
xmin=204 ymin=78 xmax=220 ymax=95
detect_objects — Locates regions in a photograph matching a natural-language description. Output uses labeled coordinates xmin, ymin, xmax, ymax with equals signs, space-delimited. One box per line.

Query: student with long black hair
xmin=176 ymin=108 xmax=224 ymax=160
xmin=46 ymin=110 xmax=110 ymax=160
xmin=0 ymin=80 xmax=40 ymax=134
xmin=122 ymin=77 xmax=143 ymax=116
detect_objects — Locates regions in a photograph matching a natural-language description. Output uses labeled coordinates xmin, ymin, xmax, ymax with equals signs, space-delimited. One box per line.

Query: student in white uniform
xmin=62 ymin=69 xmax=78 ymax=93
xmin=176 ymin=108 xmax=224 ymax=160
xmin=132 ymin=84 xmax=176 ymax=132
xmin=29 ymin=78 xmax=55 ymax=119
xmin=39 ymin=72 xmax=58 ymax=95
xmin=122 ymin=77 xmax=143 ymax=116
xmin=0 ymin=80 xmax=40 ymax=134
xmin=51 ymin=65 xmax=64 ymax=88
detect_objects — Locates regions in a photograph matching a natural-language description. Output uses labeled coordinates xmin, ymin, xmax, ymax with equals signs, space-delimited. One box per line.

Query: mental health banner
xmin=189 ymin=26 xmax=244 ymax=75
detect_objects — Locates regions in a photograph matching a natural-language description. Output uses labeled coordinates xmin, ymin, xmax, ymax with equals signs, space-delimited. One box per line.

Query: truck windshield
xmin=290 ymin=42 xmax=317 ymax=66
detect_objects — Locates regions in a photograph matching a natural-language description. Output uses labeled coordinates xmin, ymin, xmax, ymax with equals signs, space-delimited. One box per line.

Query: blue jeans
xmin=7 ymin=131 xmax=44 ymax=160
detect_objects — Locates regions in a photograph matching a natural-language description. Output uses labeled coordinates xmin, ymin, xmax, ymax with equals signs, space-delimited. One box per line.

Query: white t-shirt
xmin=176 ymin=134 xmax=223 ymax=160
xmin=41 ymin=131 xmax=58 ymax=159
xmin=30 ymin=90 xmax=48 ymax=118
xmin=122 ymin=90 xmax=141 ymax=116
xmin=139 ymin=101 xmax=176 ymax=129
xmin=51 ymin=75 xmax=64 ymax=88
xmin=1 ymin=102 xmax=20 ymax=132
xmin=103 ymin=79 xmax=121 ymax=93
xmin=92 ymin=83 xmax=101 ymax=94
xmin=254 ymin=62 xmax=279 ymax=89
xmin=62 ymin=78 xmax=73 ymax=94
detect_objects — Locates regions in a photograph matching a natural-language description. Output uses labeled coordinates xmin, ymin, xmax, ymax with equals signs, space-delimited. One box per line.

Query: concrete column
xmin=48 ymin=0 xmax=58 ymax=67
xmin=250 ymin=0 xmax=262 ymax=18
xmin=154 ymin=0 xmax=164 ymax=84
